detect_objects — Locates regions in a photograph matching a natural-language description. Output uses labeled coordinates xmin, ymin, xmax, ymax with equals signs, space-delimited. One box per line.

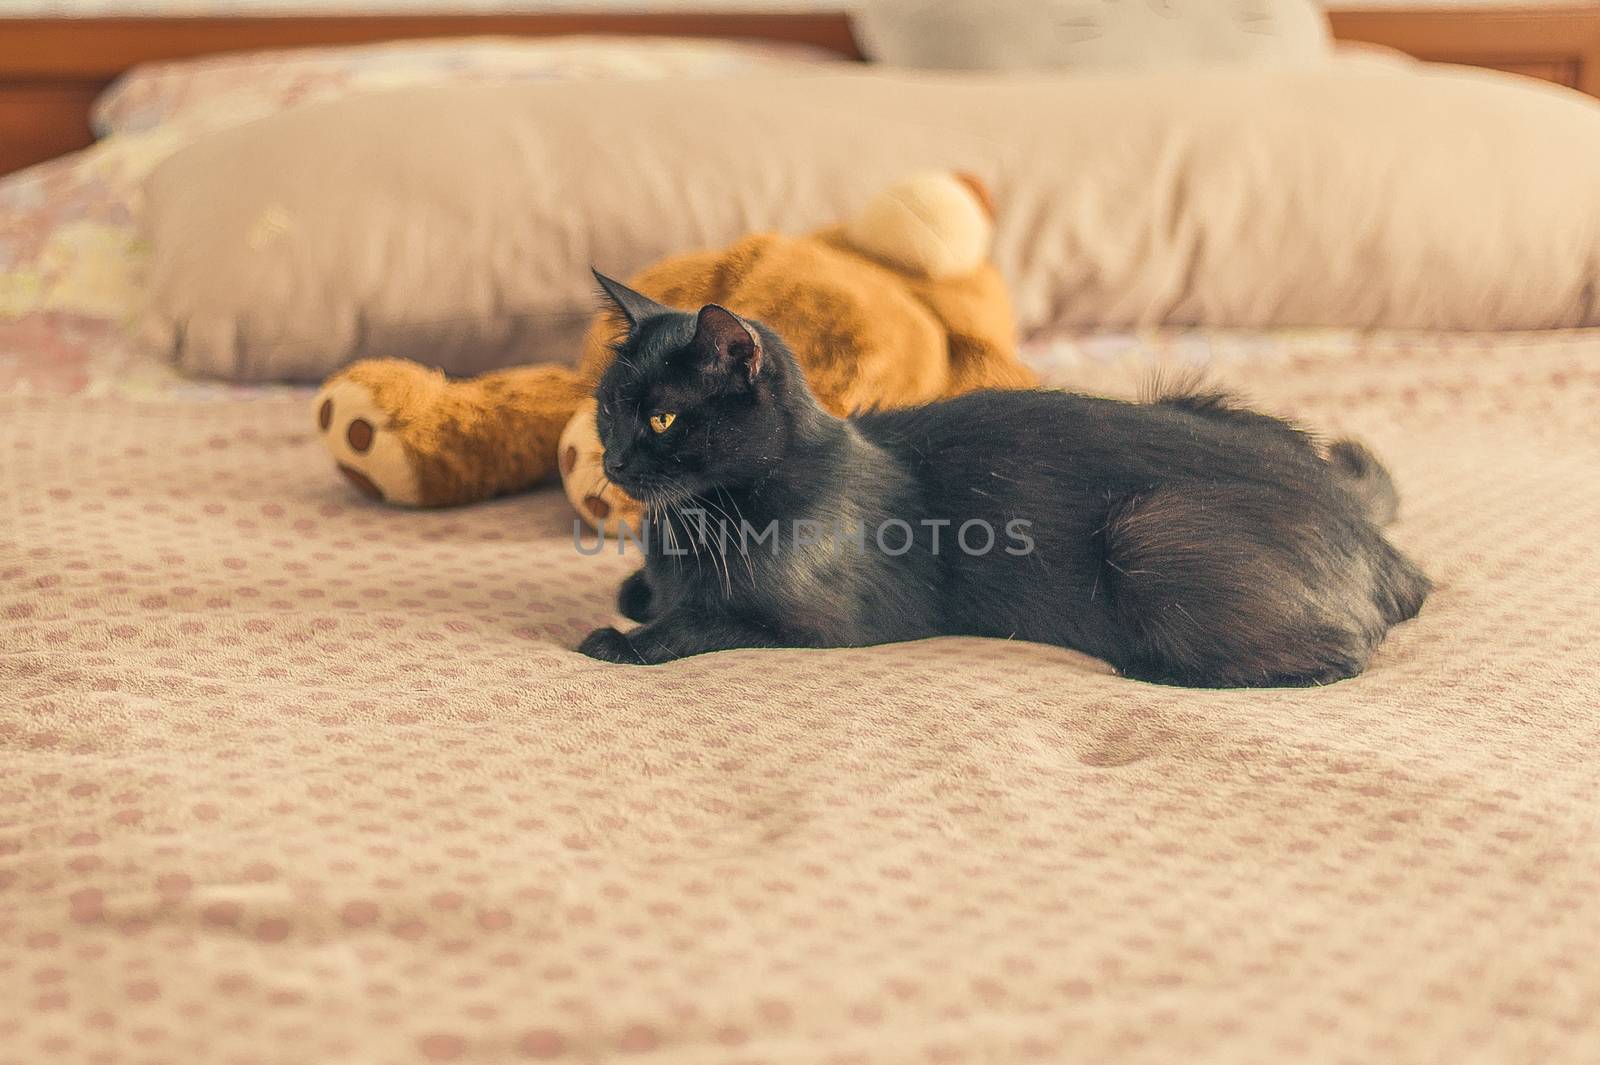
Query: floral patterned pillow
xmin=91 ymin=34 xmax=846 ymax=137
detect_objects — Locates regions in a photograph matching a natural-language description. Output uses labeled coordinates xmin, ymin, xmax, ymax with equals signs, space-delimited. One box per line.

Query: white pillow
xmin=854 ymin=0 xmax=1331 ymax=71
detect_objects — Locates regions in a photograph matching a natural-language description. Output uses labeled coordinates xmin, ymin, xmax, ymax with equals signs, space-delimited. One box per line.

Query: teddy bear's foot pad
xmin=312 ymin=378 xmax=424 ymax=506
xmin=337 ymin=463 xmax=384 ymax=500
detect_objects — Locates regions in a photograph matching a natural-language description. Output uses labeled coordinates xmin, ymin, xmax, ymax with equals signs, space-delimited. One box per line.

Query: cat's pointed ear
xmin=592 ymin=268 xmax=670 ymax=328
xmin=692 ymin=304 xmax=763 ymax=383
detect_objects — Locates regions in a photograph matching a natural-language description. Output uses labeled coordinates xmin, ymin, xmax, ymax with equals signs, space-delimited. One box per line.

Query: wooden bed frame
xmin=3 ymin=6 xmax=1600 ymax=176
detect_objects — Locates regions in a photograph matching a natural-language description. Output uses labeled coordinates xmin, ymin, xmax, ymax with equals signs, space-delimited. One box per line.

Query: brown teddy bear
xmin=311 ymin=172 xmax=1036 ymax=526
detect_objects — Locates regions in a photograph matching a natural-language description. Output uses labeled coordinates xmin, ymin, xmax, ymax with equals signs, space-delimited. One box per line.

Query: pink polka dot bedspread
xmin=6 ymin=331 xmax=1600 ymax=1064
xmin=6 ymin=112 xmax=1600 ymax=1065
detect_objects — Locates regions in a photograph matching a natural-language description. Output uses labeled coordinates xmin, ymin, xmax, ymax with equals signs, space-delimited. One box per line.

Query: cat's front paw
xmin=617 ymin=570 xmax=654 ymax=623
xmin=577 ymin=626 xmax=645 ymax=664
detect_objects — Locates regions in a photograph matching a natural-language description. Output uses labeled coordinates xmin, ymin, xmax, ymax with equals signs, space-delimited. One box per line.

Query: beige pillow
xmin=143 ymin=60 xmax=1600 ymax=382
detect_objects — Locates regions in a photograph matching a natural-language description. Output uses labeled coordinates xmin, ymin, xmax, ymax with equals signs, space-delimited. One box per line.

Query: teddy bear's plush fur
xmin=312 ymin=172 xmax=1036 ymax=524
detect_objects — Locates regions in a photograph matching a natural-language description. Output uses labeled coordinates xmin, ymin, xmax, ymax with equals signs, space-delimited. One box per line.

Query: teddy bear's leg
xmin=843 ymin=173 xmax=1039 ymax=395
xmin=313 ymin=360 xmax=590 ymax=507
xmin=842 ymin=171 xmax=996 ymax=281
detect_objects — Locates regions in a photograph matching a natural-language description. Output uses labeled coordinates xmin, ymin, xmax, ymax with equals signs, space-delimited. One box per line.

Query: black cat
xmin=576 ymin=271 xmax=1429 ymax=687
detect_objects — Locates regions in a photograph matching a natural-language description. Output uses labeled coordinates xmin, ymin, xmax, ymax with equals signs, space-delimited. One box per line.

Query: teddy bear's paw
xmin=558 ymin=401 xmax=646 ymax=532
xmin=312 ymin=377 xmax=424 ymax=506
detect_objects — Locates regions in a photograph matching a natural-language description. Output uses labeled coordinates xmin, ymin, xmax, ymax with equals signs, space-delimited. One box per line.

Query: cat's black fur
xmin=576 ymin=272 xmax=1429 ymax=687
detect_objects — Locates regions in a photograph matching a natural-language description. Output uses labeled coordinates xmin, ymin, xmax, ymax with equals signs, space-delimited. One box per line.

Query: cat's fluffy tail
xmin=1326 ymin=438 xmax=1401 ymax=527
xmin=1142 ymin=370 xmax=1404 ymax=527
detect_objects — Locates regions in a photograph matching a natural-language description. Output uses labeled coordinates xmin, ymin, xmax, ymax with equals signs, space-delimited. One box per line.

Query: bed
xmin=3 ymin=11 xmax=1600 ymax=1065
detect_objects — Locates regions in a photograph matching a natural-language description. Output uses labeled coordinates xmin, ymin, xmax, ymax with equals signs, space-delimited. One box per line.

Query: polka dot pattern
xmin=3 ymin=332 xmax=1600 ymax=1065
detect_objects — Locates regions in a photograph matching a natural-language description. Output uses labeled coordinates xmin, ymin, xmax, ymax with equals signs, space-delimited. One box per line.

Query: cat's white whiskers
xmin=716 ymin=488 xmax=759 ymax=586
xmin=674 ymin=501 xmax=710 ymax=587
xmin=694 ymin=491 xmax=748 ymax=592
xmin=692 ymin=491 xmax=746 ymax=567
xmin=691 ymin=498 xmax=734 ymax=596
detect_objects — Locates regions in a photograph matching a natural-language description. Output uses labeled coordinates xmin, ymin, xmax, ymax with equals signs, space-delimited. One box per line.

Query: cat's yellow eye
xmin=649 ymin=411 xmax=677 ymax=434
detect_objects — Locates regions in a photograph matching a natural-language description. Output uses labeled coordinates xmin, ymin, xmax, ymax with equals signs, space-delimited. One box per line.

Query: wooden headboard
xmin=5 ymin=6 xmax=1600 ymax=177
xmin=0 ymin=12 xmax=865 ymax=176
xmin=1325 ymin=5 xmax=1600 ymax=97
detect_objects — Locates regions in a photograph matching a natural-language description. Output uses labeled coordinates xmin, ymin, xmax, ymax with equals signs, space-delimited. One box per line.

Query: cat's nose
xmin=602 ymin=452 xmax=626 ymax=480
